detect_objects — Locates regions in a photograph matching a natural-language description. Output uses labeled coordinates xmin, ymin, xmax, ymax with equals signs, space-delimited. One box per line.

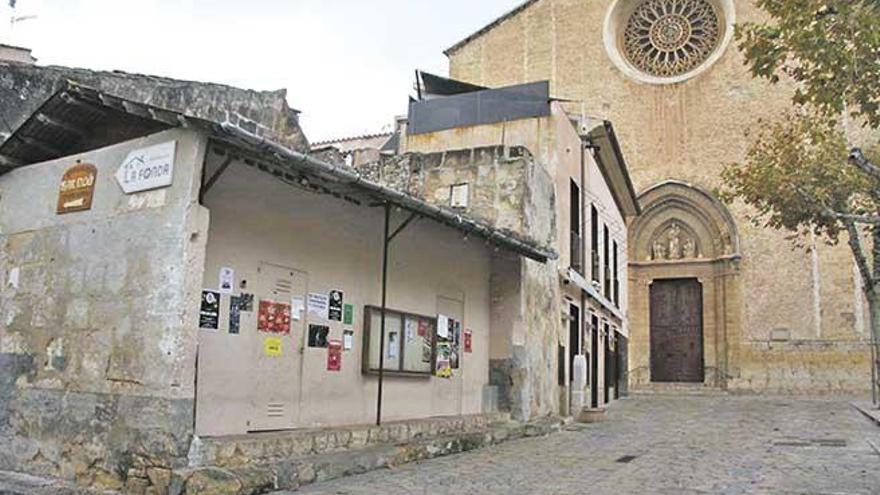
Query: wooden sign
xmin=57 ymin=163 xmax=97 ymax=214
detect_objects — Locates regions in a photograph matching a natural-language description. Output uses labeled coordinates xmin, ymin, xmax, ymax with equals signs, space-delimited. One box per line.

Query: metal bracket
xmin=200 ymin=156 xmax=234 ymax=203
xmin=388 ymin=212 xmax=419 ymax=242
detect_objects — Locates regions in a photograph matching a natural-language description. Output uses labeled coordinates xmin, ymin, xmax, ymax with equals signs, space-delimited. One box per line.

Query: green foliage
xmin=720 ymin=113 xmax=875 ymax=241
xmin=725 ymin=0 xmax=880 ymax=247
xmin=736 ymin=0 xmax=880 ymax=128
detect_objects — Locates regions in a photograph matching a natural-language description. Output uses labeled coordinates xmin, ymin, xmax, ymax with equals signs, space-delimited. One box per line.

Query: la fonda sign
xmin=115 ymin=141 xmax=176 ymax=194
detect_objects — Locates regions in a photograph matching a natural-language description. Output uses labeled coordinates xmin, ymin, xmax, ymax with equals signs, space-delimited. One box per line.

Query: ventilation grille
xmin=266 ymin=403 xmax=285 ymax=418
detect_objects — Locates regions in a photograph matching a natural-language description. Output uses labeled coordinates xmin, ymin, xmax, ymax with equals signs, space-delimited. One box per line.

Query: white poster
xmin=308 ymin=293 xmax=330 ymax=320
xmin=291 ymin=296 xmax=305 ymax=321
xmin=343 ymin=330 xmax=354 ymax=351
xmin=405 ymin=317 xmax=417 ymax=342
xmin=388 ymin=332 xmax=398 ymax=358
xmin=437 ymin=314 xmax=450 ymax=339
xmin=218 ymin=267 xmax=234 ymax=294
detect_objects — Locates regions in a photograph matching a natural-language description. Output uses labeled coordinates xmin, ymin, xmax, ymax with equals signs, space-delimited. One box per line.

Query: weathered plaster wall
xmin=0 ymin=63 xmax=309 ymax=152
xmin=447 ymin=0 xmax=874 ymax=393
xmin=357 ymin=141 xmax=563 ymax=419
xmin=195 ymin=151 xmax=495 ymax=434
xmin=0 ymin=128 xmax=207 ymax=490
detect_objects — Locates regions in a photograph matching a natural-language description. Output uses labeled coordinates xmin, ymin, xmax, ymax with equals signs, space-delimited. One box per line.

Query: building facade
xmin=0 ymin=84 xmax=554 ymax=491
xmin=444 ymin=0 xmax=876 ymax=394
xmin=353 ymin=77 xmax=640 ymax=419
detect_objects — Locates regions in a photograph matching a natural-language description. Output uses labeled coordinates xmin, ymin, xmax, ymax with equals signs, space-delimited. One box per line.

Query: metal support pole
xmin=377 ymin=203 xmax=391 ymax=425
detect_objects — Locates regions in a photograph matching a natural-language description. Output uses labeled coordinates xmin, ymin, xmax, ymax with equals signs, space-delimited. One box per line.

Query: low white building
xmin=0 ymin=83 xmax=554 ymax=491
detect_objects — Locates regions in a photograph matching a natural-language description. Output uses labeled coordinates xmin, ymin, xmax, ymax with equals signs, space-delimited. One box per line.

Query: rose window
xmin=622 ymin=0 xmax=721 ymax=78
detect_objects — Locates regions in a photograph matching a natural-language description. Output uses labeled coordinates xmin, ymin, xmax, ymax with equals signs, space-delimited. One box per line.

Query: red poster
xmin=327 ymin=340 xmax=342 ymax=372
xmin=464 ymin=329 xmax=473 ymax=353
xmin=258 ymin=300 xmax=291 ymax=334
xmin=417 ymin=318 xmax=429 ymax=337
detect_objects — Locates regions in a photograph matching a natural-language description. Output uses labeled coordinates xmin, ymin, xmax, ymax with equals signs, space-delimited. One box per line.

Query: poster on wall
xmin=451 ymin=320 xmax=461 ymax=369
xmin=388 ymin=332 xmax=399 ymax=359
xmin=327 ymin=340 xmax=342 ymax=371
xmin=258 ymin=300 xmax=291 ymax=334
xmin=343 ymin=304 xmax=354 ymax=325
xmin=219 ymin=267 xmax=235 ymax=295
xmin=405 ymin=318 xmax=417 ymax=342
xmin=291 ymin=296 xmax=305 ymax=321
xmin=417 ymin=318 xmax=429 ymax=337
xmin=264 ymin=337 xmax=283 ymax=357
xmin=57 ymin=163 xmax=97 ymax=215
xmin=343 ymin=330 xmax=354 ymax=351
xmin=422 ymin=336 xmax=432 ymax=364
xmin=435 ymin=342 xmax=453 ymax=378
xmin=199 ymin=290 xmax=220 ymax=330
xmin=464 ymin=329 xmax=473 ymax=353
xmin=229 ymin=296 xmax=242 ymax=335
xmin=308 ymin=293 xmax=330 ymax=320
xmin=437 ymin=314 xmax=450 ymax=339
xmin=308 ymin=324 xmax=330 ymax=348
xmin=328 ymin=290 xmax=344 ymax=321
xmin=238 ymin=293 xmax=254 ymax=312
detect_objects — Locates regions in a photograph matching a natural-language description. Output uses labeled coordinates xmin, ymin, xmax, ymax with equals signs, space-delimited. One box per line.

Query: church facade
xmin=445 ymin=0 xmax=873 ymax=394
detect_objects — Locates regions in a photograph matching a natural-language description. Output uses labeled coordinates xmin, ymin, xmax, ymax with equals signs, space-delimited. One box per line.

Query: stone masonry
xmin=445 ymin=0 xmax=878 ymax=394
xmin=0 ymin=61 xmax=309 ymax=153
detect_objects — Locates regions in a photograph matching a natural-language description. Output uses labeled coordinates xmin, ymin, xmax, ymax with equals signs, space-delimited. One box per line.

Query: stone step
xmin=170 ymin=417 xmax=568 ymax=495
xmin=630 ymin=383 xmax=728 ymax=396
xmin=187 ymin=413 xmax=509 ymax=470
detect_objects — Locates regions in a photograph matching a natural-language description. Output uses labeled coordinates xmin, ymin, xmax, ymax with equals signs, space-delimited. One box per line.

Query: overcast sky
xmin=1 ymin=0 xmax=522 ymax=143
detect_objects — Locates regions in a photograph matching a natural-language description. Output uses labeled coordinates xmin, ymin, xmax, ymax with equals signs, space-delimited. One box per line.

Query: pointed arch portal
xmin=628 ymin=181 xmax=742 ymax=388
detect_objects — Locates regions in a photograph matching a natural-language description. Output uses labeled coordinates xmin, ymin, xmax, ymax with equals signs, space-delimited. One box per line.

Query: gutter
xmin=217 ymin=122 xmax=557 ymax=263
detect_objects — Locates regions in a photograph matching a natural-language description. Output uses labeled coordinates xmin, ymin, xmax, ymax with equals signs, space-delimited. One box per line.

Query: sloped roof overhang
xmin=0 ymin=83 xmax=556 ymax=263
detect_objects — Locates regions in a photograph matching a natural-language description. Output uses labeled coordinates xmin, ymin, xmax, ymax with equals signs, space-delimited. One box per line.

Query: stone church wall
xmin=446 ymin=0 xmax=874 ymax=394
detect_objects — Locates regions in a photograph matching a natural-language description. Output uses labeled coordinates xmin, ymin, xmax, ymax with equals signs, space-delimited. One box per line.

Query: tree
xmin=722 ymin=0 xmax=880 ymax=404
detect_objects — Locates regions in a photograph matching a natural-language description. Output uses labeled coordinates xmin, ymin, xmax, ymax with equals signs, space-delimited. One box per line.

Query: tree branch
xmin=833 ymin=213 xmax=880 ymax=225
xmin=849 ymin=148 xmax=880 ymax=180
xmin=844 ymin=217 xmax=878 ymax=295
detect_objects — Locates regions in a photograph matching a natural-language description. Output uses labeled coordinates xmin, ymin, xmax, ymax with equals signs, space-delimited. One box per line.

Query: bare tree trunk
xmin=871 ymin=226 xmax=880 ymax=407
xmin=844 ymin=219 xmax=880 ymax=406
xmin=868 ymin=295 xmax=880 ymax=407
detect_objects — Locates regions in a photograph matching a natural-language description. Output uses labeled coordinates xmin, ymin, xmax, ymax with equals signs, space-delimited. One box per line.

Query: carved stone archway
xmin=627 ymin=181 xmax=742 ymax=389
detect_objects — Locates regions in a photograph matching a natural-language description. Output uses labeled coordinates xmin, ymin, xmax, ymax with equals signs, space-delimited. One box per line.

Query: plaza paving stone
xmin=288 ymin=395 xmax=880 ymax=495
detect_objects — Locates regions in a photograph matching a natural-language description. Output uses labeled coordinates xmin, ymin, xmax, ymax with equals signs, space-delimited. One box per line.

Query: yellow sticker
xmin=264 ymin=337 xmax=283 ymax=357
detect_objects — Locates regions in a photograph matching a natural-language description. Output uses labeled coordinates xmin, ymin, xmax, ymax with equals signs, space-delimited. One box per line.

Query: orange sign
xmin=57 ymin=163 xmax=97 ymax=214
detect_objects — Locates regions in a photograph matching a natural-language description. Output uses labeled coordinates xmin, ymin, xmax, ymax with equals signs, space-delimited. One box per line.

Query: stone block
xmin=146 ymin=467 xmax=172 ymax=490
xmin=576 ymin=407 xmax=607 ymax=424
xmin=183 ymin=467 xmax=242 ymax=495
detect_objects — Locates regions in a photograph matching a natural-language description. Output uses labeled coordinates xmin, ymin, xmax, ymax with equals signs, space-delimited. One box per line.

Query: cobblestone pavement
xmin=290 ymin=396 xmax=880 ymax=495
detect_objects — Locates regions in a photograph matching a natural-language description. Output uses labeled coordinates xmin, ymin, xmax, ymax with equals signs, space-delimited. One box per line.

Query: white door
xmin=248 ymin=263 xmax=307 ymax=431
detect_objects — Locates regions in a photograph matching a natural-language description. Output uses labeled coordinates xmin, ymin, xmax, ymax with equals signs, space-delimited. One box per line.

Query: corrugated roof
xmin=444 ymin=0 xmax=540 ymax=56
xmin=0 ymin=82 xmax=556 ymax=263
xmin=311 ymin=132 xmax=393 ymax=148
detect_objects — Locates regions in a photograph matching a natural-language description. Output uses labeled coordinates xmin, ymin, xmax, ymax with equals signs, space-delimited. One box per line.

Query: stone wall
xmin=0 ymin=128 xmax=207 ymax=491
xmin=446 ymin=0 xmax=875 ymax=394
xmin=357 ymin=145 xmax=553 ymax=245
xmin=0 ymin=62 xmax=309 ymax=152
